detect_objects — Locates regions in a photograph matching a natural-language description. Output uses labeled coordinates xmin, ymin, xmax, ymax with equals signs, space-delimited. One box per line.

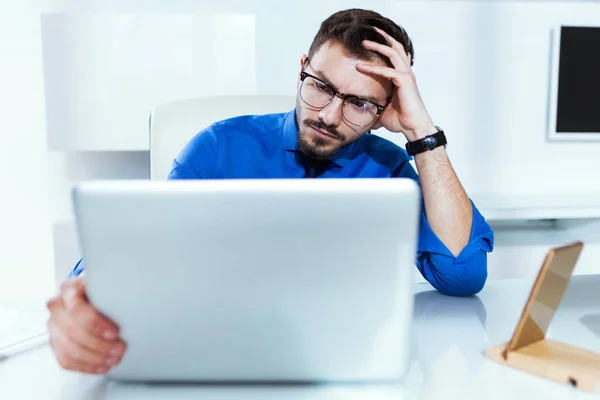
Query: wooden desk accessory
xmin=486 ymin=241 xmax=600 ymax=392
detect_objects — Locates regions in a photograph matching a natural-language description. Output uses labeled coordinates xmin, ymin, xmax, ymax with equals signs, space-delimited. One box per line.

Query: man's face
xmin=295 ymin=41 xmax=392 ymax=160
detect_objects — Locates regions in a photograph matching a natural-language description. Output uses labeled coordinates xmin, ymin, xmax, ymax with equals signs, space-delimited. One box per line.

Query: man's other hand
xmin=46 ymin=277 xmax=126 ymax=374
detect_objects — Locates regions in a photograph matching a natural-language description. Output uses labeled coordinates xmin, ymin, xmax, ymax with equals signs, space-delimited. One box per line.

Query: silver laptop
xmin=72 ymin=178 xmax=420 ymax=382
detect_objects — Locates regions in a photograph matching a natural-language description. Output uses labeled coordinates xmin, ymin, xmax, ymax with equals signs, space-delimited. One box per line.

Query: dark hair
xmin=307 ymin=8 xmax=414 ymax=67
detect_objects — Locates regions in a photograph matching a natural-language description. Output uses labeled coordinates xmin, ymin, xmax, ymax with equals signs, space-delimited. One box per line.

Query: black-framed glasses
xmin=299 ymin=70 xmax=387 ymax=127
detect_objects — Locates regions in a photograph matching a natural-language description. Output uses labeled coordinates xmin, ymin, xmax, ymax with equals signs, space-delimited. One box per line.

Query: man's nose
xmin=318 ymin=95 xmax=344 ymax=127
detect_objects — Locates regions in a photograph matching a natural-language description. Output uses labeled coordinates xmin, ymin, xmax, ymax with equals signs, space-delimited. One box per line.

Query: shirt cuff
xmin=68 ymin=259 xmax=85 ymax=278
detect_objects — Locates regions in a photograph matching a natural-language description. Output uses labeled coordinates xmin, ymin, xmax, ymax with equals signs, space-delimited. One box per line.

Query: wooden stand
xmin=486 ymin=241 xmax=600 ymax=392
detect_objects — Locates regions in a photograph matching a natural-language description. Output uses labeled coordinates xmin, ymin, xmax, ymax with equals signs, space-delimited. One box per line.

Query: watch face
xmin=423 ymin=136 xmax=437 ymax=149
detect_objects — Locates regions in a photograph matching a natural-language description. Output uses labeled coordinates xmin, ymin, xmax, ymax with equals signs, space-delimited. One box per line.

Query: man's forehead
xmin=311 ymin=41 xmax=371 ymax=66
xmin=309 ymin=42 xmax=392 ymax=101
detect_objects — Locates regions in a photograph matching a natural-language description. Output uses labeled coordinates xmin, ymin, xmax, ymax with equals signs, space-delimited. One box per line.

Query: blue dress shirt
xmin=70 ymin=109 xmax=494 ymax=296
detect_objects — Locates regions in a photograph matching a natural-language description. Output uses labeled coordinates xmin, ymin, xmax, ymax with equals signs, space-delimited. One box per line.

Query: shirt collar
xmin=282 ymin=108 xmax=355 ymax=167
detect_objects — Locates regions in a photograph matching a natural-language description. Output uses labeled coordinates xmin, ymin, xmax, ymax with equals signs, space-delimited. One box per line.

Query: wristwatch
xmin=405 ymin=127 xmax=447 ymax=156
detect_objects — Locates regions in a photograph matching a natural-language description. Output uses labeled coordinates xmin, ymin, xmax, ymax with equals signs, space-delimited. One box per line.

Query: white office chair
xmin=149 ymin=95 xmax=297 ymax=180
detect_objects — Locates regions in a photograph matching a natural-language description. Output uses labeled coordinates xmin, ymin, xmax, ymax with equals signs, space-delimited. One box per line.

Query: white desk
xmin=1 ymin=276 xmax=599 ymax=400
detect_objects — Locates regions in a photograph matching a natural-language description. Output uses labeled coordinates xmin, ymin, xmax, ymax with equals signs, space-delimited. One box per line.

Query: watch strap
xmin=405 ymin=129 xmax=447 ymax=156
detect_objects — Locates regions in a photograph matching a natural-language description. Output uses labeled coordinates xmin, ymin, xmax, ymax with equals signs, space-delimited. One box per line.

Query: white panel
xmin=41 ymin=14 xmax=256 ymax=151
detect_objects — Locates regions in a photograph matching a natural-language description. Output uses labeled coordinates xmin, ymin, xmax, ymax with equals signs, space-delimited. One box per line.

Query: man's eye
xmin=314 ymin=81 xmax=330 ymax=92
xmin=349 ymin=99 xmax=370 ymax=112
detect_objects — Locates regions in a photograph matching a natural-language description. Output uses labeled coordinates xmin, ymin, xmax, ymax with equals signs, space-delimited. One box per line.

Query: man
xmin=47 ymin=8 xmax=494 ymax=374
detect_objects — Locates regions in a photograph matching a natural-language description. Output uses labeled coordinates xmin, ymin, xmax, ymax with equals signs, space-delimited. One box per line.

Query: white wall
xmin=1 ymin=0 xmax=600 ymax=300
xmin=41 ymin=13 xmax=257 ymax=151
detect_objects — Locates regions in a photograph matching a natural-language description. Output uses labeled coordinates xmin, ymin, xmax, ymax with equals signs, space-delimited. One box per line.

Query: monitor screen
xmin=552 ymin=26 xmax=600 ymax=137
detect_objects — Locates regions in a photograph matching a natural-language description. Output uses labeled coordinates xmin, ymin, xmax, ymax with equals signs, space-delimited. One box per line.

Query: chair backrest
xmin=150 ymin=95 xmax=297 ymax=180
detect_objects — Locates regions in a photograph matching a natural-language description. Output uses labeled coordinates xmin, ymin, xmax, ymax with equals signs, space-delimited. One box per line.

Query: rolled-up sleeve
xmin=415 ymin=200 xmax=494 ymax=296
xmin=392 ymin=158 xmax=495 ymax=297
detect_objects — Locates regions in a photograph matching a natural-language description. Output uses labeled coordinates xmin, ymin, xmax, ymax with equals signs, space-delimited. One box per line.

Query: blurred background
xmin=1 ymin=0 xmax=600 ymax=301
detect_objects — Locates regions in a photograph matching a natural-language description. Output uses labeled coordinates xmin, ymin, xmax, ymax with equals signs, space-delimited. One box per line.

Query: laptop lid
xmin=73 ymin=178 xmax=420 ymax=382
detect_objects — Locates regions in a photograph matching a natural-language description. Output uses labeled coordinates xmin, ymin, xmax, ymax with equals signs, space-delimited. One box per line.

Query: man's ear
xmin=299 ymin=54 xmax=308 ymax=78
xmin=300 ymin=54 xmax=308 ymax=65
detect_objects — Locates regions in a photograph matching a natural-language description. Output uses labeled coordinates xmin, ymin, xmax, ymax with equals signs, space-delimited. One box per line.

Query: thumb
xmin=61 ymin=277 xmax=88 ymax=312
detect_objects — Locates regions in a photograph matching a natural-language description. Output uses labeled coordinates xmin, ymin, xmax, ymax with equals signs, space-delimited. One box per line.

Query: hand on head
xmin=46 ymin=276 xmax=126 ymax=374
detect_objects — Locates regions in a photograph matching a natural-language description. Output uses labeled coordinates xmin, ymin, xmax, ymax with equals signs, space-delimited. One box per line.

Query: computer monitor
xmin=547 ymin=25 xmax=600 ymax=141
